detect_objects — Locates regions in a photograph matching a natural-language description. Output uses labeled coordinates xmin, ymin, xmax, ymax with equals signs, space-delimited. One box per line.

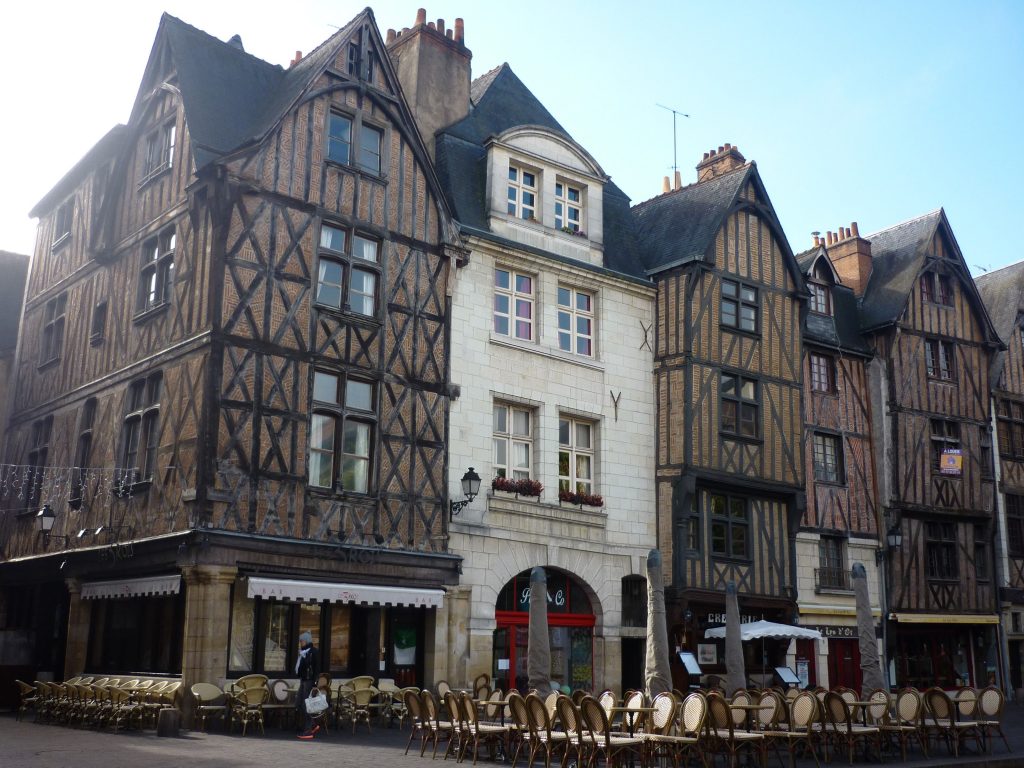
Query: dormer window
xmin=554 ymin=181 xmax=583 ymax=233
xmin=327 ymin=112 xmax=384 ymax=176
xmin=52 ymin=199 xmax=73 ymax=249
xmin=920 ymin=271 xmax=953 ymax=306
xmin=142 ymin=120 xmax=176 ymax=181
xmin=507 ymin=165 xmax=537 ymax=220
xmin=808 ymin=261 xmax=833 ymax=316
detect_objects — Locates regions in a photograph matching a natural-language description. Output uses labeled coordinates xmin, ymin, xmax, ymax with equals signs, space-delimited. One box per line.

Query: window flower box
xmin=492 ymin=476 xmax=543 ymax=500
xmin=558 ymin=490 xmax=604 ymax=508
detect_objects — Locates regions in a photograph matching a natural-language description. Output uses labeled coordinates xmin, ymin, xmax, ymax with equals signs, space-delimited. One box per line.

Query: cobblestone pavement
xmin=2 ymin=707 xmax=1023 ymax=768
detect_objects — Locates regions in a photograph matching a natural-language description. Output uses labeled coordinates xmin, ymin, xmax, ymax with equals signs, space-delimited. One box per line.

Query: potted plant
xmin=492 ymin=476 xmax=543 ymax=500
xmin=558 ymin=489 xmax=604 ymax=508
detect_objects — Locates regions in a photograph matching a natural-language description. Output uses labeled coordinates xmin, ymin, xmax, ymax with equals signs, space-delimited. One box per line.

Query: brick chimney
xmin=696 ymin=143 xmax=746 ymax=182
xmin=826 ymin=222 xmax=872 ymax=296
xmin=387 ymin=9 xmax=472 ymax=160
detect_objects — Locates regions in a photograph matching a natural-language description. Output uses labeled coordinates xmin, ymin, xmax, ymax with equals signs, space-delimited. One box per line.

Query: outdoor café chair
xmin=524 ymin=692 xmax=567 ymax=768
xmin=460 ymin=690 xmax=509 ymax=765
xmin=191 ymin=682 xmax=228 ymax=731
xmin=868 ymin=688 xmax=918 ymax=761
xmin=707 ymin=691 xmax=767 ymax=768
xmin=646 ymin=691 xmax=707 ymax=768
xmin=15 ymin=679 xmax=37 ymax=721
xmin=421 ymin=689 xmax=455 ymax=760
xmin=823 ymin=691 xmax=881 ymax=764
xmin=554 ymin=694 xmax=589 ymax=768
xmin=107 ymin=685 xmax=142 ymax=732
xmin=763 ymin=690 xmax=820 ymax=768
xmin=404 ymin=688 xmax=431 ymax=756
xmin=442 ymin=690 xmax=467 ymax=761
xmin=580 ymin=695 xmax=644 ymax=768
xmin=923 ymin=687 xmax=982 ymax=757
xmin=976 ymin=686 xmax=1011 ymax=754
xmin=232 ymin=684 xmax=269 ymax=736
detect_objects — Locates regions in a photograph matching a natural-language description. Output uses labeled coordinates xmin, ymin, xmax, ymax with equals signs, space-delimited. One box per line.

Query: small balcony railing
xmin=814 ymin=566 xmax=851 ymax=591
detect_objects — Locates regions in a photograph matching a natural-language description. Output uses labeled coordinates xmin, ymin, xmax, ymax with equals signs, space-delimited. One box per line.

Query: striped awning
xmin=81 ymin=574 xmax=181 ymax=600
xmin=891 ymin=612 xmax=999 ymax=625
xmin=246 ymin=577 xmax=444 ymax=608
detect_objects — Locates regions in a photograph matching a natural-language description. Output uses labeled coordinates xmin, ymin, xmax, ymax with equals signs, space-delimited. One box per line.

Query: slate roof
xmin=975 ymin=260 xmax=1024 ymax=385
xmin=859 ymin=210 xmax=943 ymax=331
xmin=793 ymin=246 xmax=871 ymax=355
xmin=0 ymin=252 xmax=28 ymax=353
xmin=434 ymin=64 xmax=647 ymax=280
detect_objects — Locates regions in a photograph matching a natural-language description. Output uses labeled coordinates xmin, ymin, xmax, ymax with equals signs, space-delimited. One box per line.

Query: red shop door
xmin=828 ymin=638 xmax=861 ymax=691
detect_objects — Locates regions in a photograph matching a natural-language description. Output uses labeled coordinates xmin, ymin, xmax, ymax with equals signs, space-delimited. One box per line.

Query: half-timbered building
xmin=634 ymin=146 xmax=806 ymax=688
xmin=794 ymin=231 xmax=881 ymax=691
xmin=976 ymin=260 xmax=1024 ymax=693
xmin=0 ymin=9 xmax=468 ymax=709
xmin=860 ymin=210 xmax=1003 ymax=689
xmin=388 ymin=13 xmax=657 ymax=694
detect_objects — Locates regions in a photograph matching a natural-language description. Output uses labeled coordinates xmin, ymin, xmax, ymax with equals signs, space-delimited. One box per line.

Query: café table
xmin=728 ymin=702 xmax=765 ymax=731
xmin=474 ymin=698 xmax=512 ymax=726
xmin=608 ymin=705 xmax=656 ymax=737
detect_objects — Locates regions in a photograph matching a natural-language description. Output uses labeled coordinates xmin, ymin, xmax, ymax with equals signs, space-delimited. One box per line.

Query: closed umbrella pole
xmin=852 ymin=562 xmax=886 ymax=693
xmin=644 ymin=549 xmax=672 ymax=699
xmin=527 ymin=566 xmax=553 ymax=695
xmin=725 ymin=581 xmax=746 ymax=695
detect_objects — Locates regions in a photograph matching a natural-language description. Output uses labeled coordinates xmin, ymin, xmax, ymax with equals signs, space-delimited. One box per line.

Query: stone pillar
xmin=63 ymin=579 xmax=90 ymax=678
xmin=446 ymin=585 xmax=471 ymax=689
xmin=180 ymin=565 xmax=237 ymax=726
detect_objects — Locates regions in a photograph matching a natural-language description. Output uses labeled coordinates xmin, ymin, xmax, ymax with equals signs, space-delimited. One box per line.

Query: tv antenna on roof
xmin=656 ymin=103 xmax=690 ymax=177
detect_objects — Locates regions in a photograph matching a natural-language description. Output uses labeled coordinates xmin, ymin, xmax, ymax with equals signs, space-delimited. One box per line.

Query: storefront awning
xmin=891 ymin=612 xmax=999 ymax=625
xmin=81 ymin=574 xmax=181 ymax=600
xmin=246 ymin=577 xmax=444 ymax=608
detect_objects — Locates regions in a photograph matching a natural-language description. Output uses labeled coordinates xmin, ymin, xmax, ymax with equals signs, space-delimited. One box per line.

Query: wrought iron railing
xmin=814 ymin=566 xmax=851 ymax=591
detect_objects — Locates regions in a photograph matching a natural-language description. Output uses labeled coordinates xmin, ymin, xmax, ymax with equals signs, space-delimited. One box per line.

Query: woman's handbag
xmin=305 ymin=689 xmax=329 ymax=714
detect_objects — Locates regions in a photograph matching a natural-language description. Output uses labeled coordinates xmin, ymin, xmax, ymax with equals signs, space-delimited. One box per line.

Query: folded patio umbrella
xmin=527 ymin=566 xmax=553 ymax=695
xmin=724 ymin=581 xmax=746 ymax=695
xmin=644 ymin=549 xmax=672 ymax=699
xmin=852 ymin=562 xmax=886 ymax=693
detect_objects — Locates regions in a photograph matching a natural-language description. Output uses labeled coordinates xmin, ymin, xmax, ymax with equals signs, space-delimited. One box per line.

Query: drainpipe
xmin=990 ymin=399 xmax=1014 ymax=699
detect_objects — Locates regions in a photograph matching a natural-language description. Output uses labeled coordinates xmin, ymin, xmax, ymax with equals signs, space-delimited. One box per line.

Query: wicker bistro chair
xmin=644 ymin=691 xmax=708 ymax=768
xmin=473 ymin=674 xmax=491 ymax=698
xmin=868 ymin=688 xmax=921 ymax=761
xmin=507 ymin=692 xmax=531 ymax=768
xmin=954 ymin=687 xmax=979 ymax=719
xmin=822 ymin=691 xmax=881 ymax=765
xmin=191 ymin=683 xmax=228 ymax=731
xmin=554 ymin=694 xmax=590 ymax=768
xmin=521 ymin=692 xmax=568 ymax=768
xmin=598 ymin=690 xmax=616 ymax=722
xmin=421 ymin=689 xmax=456 ymax=760
xmin=459 ymin=690 xmax=510 ymax=765
xmin=763 ymin=690 xmax=821 ymax=768
xmin=579 ymin=695 xmax=644 ymax=768
xmin=232 ymin=685 xmax=269 ymax=736
xmin=640 ymin=693 xmax=678 ymax=767
xmin=107 ymin=686 xmax=143 ymax=732
xmin=405 ymin=688 xmax=432 ymax=756
xmin=442 ymin=690 xmax=468 ymax=761
xmin=437 ymin=680 xmax=452 ymax=698
xmin=923 ymin=687 xmax=983 ymax=757
xmin=15 ymin=680 xmax=38 ymax=721
xmin=482 ymin=688 xmax=505 ymax=726
xmin=345 ymin=684 xmax=377 ymax=734
xmin=976 ymin=685 xmax=1011 ymax=754
xmin=706 ymin=691 xmax=767 ymax=768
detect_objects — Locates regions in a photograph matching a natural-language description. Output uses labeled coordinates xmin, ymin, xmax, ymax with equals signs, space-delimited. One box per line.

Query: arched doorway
xmin=492 ymin=569 xmax=595 ymax=693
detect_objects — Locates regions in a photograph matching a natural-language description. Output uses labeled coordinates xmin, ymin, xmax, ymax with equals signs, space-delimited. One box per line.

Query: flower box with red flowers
xmin=491 ymin=476 xmax=543 ymax=500
xmin=558 ymin=490 xmax=604 ymax=508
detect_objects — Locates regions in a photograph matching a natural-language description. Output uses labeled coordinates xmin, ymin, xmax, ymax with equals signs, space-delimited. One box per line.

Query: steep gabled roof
xmin=793 ymin=245 xmax=870 ymax=355
xmin=860 ymin=209 xmax=1001 ymax=346
xmin=434 ymin=63 xmax=646 ymax=280
xmin=976 ymin=259 xmax=1024 ymax=385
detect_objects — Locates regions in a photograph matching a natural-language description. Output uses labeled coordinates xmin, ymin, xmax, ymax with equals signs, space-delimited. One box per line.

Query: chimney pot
xmin=428 ymin=21 xmax=436 ymax=30
xmin=710 ymin=148 xmax=717 ymax=156
xmin=718 ymin=145 xmax=724 ymax=153
xmin=724 ymin=142 xmax=731 ymax=150
xmin=446 ymin=28 xmax=453 ymax=39
xmin=455 ymin=18 xmax=464 ymax=42
xmin=437 ymin=18 xmax=445 ymax=34
xmin=851 ymin=221 xmax=860 ymax=237
xmin=416 ymin=8 xmax=427 ymax=25
xmin=386 ymin=29 xmax=396 ymax=43
xmin=813 ymin=233 xmax=820 ymax=247
xmin=845 ymin=227 xmax=852 ymax=239
xmin=826 ymin=231 xmax=834 ymax=246
xmin=703 ymin=152 xmax=710 ymax=160
xmin=674 ymin=170 xmax=682 ymax=190
xmin=663 ymin=176 xmax=671 ymax=194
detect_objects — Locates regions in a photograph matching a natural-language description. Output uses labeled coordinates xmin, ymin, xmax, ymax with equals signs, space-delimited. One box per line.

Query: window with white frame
xmin=507 ymin=165 xmax=537 ymax=220
xmin=309 ymin=370 xmax=376 ymax=493
xmin=315 ymin=223 xmax=380 ymax=318
xmin=557 ymin=287 xmax=594 ymax=356
xmin=493 ymin=268 xmax=534 ymax=341
xmin=809 ymin=352 xmax=836 ymax=393
xmin=137 ymin=228 xmax=176 ymax=314
xmin=554 ymin=181 xmax=583 ymax=232
xmin=327 ymin=112 xmax=384 ymax=175
xmin=559 ymin=416 xmax=595 ymax=495
xmin=925 ymin=338 xmax=955 ymax=382
xmin=121 ymin=373 xmax=162 ymax=482
xmin=142 ymin=120 xmax=176 ymax=180
xmin=493 ymin=403 xmax=533 ymax=480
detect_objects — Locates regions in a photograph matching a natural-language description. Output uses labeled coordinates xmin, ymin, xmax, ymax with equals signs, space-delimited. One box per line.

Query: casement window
xmin=925 ymin=522 xmax=958 ymax=580
xmin=70 ymin=398 xmax=96 ymax=509
xmin=136 ymin=228 xmax=176 ymax=314
xmin=808 ymin=283 xmax=831 ymax=315
xmin=26 ymin=416 xmax=52 ymax=510
xmin=90 ymin=301 xmax=108 ymax=346
xmin=980 ymin=426 xmax=994 ymax=479
xmin=920 ymin=272 xmax=953 ymax=306
xmin=557 ymin=287 xmax=594 ymax=357
xmin=720 ymin=279 xmax=758 ymax=333
xmin=142 ymin=120 xmax=176 ymax=180
xmin=558 ymin=416 xmax=595 ymax=495
xmin=493 ymin=403 xmax=533 ymax=481
xmin=554 ymin=181 xmax=583 ymax=232
xmin=816 ymin=536 xmax=848 ymax=589
xmin=121 ymin=373 xmax=162 ymax=482
xmin=309 ymin=370 xmax=376 ymax=494
xmin=315 ymin=223 xmax=380 ymax=318
xmin=621 ymin=576 xmax=647 ymax=628
xmin=1007 ymin=494 xmax=1024 ymax=556
xmin=327 ymin=112 xmax=384 ymax=175
xmin=930 ymin=419 xmax=960 ymax=470
xmin=346 ymin=32 xmax=376 ymax=81
xmin=975 ymin=524 xmax=989 ymax=581
xmin=53 ymin=199 xmax=73 ymax=248
xmin=507 ymin=165 xmax=537 ymax=220
xmin=924 ymin=338 xmax=955 ymax=381
xmin=709 ymin=493 xmax=749 ymax=559
xmin=997 ymin=400 xmax=1024 ymax=459
xmin=493 ymin=268 xmax=534 ymax=341
xmin=813 ymin=432 xmax=844 ymax=484
xmin=809 ymin=352 xmax=836 ymax=393
xmin=40 ymin=292 xmax=67 ymax=365
xmin=684 ymin=500 xmax=701 ymax=553
xmin=720 ymin=372 xmax=759 ymax=438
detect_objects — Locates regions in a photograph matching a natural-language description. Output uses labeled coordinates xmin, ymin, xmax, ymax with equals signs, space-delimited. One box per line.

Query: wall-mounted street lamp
xmin=37 ymin=504 xmax=69 ymax=547
xmin=876 ymin=522 xmax=904 ymax=564
xmin=449 ymin=467 xmax=481 ymax=521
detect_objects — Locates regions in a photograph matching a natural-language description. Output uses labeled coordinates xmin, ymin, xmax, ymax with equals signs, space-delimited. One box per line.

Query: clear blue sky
xmin=1 ymin=1 xmax=1021 ymax=274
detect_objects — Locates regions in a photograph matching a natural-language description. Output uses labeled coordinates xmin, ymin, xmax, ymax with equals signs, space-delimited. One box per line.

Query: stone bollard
xmin=156 ymin=707 xmax=180 ymax=737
